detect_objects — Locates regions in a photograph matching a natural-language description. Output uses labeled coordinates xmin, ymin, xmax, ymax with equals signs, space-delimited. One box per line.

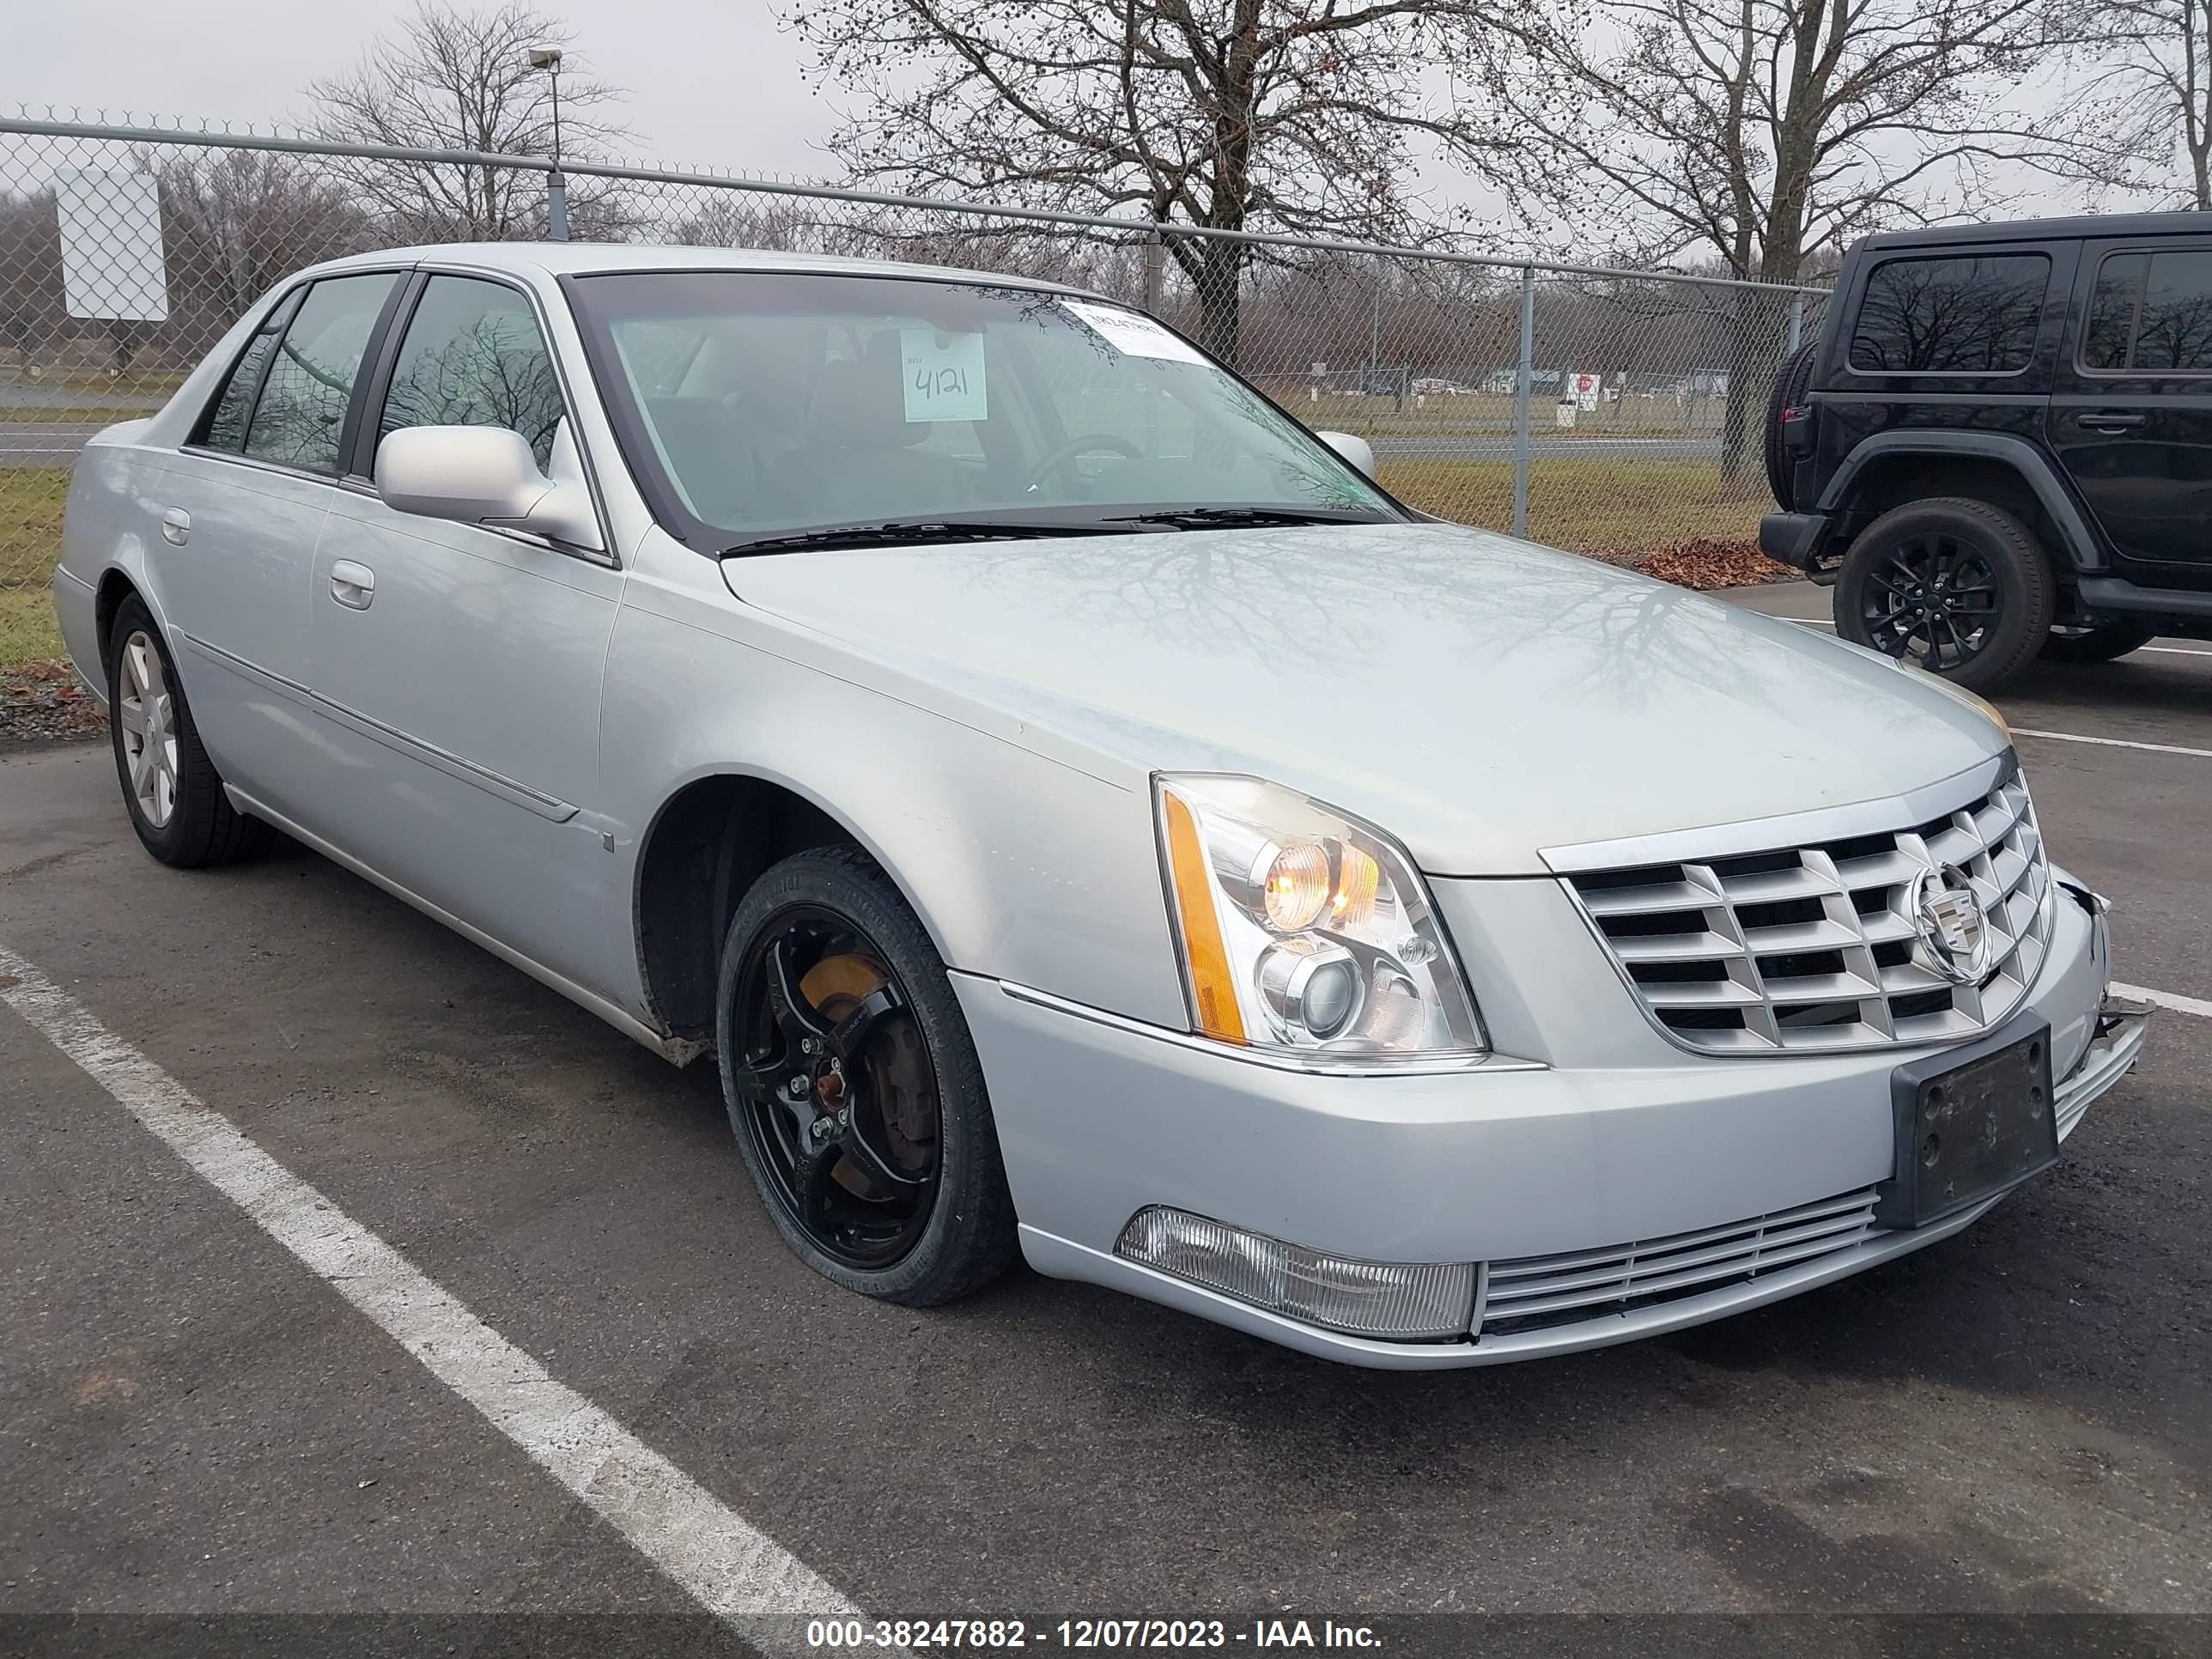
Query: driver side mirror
xmin=375 ymin=424 xmax=603 ymax=552
xmin=1316 ymin=429 xmax=1376 ymax=478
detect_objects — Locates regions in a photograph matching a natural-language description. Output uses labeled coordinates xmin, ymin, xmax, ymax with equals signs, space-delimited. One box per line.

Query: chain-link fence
xmin=0 ymin=112 xmax=1826 ymax=669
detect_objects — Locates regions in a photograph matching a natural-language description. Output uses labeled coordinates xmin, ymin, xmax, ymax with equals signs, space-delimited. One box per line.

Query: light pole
xmin=528 ymin=46 xmax=568 ymax=241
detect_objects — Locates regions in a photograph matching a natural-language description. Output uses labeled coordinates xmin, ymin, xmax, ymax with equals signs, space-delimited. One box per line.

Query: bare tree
xmin=783 ymin=0 xmax=1512 ymax=362
xmin=2039 ymin=0 xmax=2212 ymax=209
xmin=1476 ymin=0 xmax=2079 ymax=474
xmin=306 ymin=2 xmax=628 ymax=240
xmin=159 ymin=149 xmax=371 ymax=325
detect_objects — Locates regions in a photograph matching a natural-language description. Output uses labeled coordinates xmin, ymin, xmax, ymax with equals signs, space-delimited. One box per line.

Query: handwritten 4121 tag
xmin=900 ymin=326 xmax=988 ymax=423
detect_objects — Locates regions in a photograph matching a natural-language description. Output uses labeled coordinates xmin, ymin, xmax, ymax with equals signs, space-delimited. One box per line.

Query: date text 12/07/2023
xmin=805 ymin=1617 xmax=1384 ymax=1650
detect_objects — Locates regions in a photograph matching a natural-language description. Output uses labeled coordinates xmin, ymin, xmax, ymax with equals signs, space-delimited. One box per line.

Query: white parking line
xmin=2010 ymin=729 xmax=2212 ymax=759
xmin=0 ymin=941 xmax=860 ymax=1644
xmin=2113 ymin=981 xmax=2212 ymax=1019
xmin=1784 ymin=616 xmax=2212 ymax=658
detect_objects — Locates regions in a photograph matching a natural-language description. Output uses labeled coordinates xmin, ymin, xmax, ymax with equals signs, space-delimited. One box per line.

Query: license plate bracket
xmin=1875 ymin=1017 xmax=2057 ymax=1231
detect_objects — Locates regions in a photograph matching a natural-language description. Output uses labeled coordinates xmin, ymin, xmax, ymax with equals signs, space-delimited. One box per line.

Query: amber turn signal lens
xmin=1162 ymin=789 xmax=1247 ymax=1043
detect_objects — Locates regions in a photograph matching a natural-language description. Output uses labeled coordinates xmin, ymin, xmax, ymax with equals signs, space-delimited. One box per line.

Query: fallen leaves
xmin=1638 ymin=537 xmax=1799 ymax=591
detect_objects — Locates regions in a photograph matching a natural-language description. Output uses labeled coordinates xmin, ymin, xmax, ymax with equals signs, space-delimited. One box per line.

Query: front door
xmin=300 ymin=271 xmax=624 ymax=989
xmin=2049 ymin=240 xmax=2212 ymax=580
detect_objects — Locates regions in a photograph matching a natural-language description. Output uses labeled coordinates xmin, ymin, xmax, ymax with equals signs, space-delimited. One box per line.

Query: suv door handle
xmin=2074 ymin=410 xmax=2146 ymax=432
xmin=329 ymin=560 xmax=377 ymax=610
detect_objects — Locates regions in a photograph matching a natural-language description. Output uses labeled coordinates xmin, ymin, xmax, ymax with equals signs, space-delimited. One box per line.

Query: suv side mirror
xmin=1316 ymin=429 xmax=1376 ymax=478
xmin=375 ymin=425 xmax=602 ymax=551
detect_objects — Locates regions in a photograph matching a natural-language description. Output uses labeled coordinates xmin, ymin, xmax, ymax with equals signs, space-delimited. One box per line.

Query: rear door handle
xmin=161 ymin=507 xmax=190 ymax=545
xmin=2074 ymin=410 xmax=2146 ymax=432
xmin=329 ymin=559 xmax=376 ymax=610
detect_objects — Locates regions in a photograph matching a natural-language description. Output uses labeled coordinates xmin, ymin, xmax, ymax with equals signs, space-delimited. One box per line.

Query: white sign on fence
xmin=55 ymin=169 xmax=170 ymax=323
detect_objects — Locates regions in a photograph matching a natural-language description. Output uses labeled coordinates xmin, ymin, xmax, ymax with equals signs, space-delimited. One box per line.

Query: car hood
xmin=722 ymin=522 xmax=2008 ymax=875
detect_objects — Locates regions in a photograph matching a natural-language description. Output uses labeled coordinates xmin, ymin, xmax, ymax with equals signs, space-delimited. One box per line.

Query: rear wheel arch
xmin=94 ymin=569 xmax=147 ymax=675
xmin=630 ymin=770 xmax=955 ymax=1047
xmin=1819 ymin=438 xmax=2100 ymax=579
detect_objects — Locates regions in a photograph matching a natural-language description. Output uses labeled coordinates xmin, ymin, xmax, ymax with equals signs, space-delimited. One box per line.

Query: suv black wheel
xmin=2040 ymin=619 xmax=2158 ymax=665
xmin=1835 ymin=498 xmax=2056 ymax=693
xmin=714 ymin=845 xmax=1018 ymax=1307
xmin=105 ymin=595 xmax=267 ymax=867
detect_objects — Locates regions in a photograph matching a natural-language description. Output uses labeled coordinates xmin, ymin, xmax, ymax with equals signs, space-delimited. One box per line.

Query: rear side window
xmin=241 ymin=272 xmax=400 ymax=473
xmin=199 ymin=289 xmax=302 ymax=453
xmin=2084 ymin=248 xmax=2212 ymax=373
xmin=1849 ymin=254 xmax=2051 ymax=374
xmin=377 ymin=276 xmax=566 ymax=467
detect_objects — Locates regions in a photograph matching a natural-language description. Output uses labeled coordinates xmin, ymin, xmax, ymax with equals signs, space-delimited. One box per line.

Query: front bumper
xmin=958 ymin=878 xmax=2144 ymax=1369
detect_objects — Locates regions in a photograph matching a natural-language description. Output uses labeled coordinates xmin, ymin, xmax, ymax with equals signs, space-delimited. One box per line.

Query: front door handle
xmin=2074 ymin=410 xmax=2146 ymax=432
xmin=329 ymin=559 xmax=376 ymax=610
xmin=161 ymin=507 xmax=190 ymax=545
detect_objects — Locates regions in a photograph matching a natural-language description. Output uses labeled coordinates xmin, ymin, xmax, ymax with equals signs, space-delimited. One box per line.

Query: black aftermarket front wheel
xmin=1836 ymin=497 xmax=2056 ymax=694
xmin=714 ymin=847 xmax=1018 ymax=1306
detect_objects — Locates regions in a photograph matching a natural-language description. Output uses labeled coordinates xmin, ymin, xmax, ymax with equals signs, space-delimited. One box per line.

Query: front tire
xmin=105 ymin=596 xmax=265 ymax=867
xmin=714 ymin=845 xmax=1018 ymax=1307
xmin=2040 ymin=619 xmax=2158 ymax=665
xmin=1835 ymin=498 xmax=2056 ymax=693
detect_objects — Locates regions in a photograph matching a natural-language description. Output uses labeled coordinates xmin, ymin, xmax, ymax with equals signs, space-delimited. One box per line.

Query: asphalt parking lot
xmin=3 ymin=580 xmax=2208 ymax=1657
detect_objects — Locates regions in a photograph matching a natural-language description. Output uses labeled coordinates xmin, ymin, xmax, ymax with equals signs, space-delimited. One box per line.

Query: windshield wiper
xmin=1102 ymin=506 xmax=1383 ymax=531
xmin=720 ymin=519 xmax=1133 ymax=558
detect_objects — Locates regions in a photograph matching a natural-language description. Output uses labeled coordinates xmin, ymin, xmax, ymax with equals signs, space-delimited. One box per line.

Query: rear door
xmin=153 ymin=270 xmax=404 ymax=811
xmin=2049 ymin=240 xmax=2212 ymax=580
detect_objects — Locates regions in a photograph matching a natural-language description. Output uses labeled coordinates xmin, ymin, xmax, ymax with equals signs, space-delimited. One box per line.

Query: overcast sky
xmin=17 ymin=0 xmax=842 ymax=179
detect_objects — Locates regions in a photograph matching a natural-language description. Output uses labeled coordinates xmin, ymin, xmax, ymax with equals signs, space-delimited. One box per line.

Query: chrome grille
xmin=1565 ymin=775 xmax=2051 ymax=1054
xmin=1479 ymin=1188 xmax=1881 ymax=1335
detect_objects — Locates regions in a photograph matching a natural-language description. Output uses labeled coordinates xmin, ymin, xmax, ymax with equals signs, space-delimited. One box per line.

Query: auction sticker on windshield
xmin=901 ymin=325 xmax=988 ymax=422
xmin=1060 ymin=299 xmax=1207 ymax=364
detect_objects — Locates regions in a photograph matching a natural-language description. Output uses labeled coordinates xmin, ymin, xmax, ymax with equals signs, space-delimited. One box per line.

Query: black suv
xmin=1759 ymin=213 xmax=2212 ymax=691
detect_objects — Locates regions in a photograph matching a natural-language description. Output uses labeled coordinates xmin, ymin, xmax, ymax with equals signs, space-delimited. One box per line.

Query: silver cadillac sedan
xmin=52 ymin=244 xmax=2148 ymax=1367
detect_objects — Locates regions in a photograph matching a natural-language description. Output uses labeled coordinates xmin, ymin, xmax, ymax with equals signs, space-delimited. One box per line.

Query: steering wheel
xmin=1021 ymin=433 xmax=1145 ymax=493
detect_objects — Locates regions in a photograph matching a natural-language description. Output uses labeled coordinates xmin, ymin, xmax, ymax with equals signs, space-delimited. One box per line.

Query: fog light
xmin=1115 ymin=1206 xmax=1475 ymax=1340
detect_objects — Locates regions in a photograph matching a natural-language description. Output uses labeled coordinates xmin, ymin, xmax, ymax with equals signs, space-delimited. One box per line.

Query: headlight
xmin=1154 ymin=775 xmax=1486 ymax=1063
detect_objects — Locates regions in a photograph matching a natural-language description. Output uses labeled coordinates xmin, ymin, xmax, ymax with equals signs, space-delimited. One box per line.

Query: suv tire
xmin=2040 ymin=619 xmax=2159 ymax=665
xmin=1763 ymin=343 xmax=1819 ymax=511
xmin=1835 ymin=498 xmax=2057 ymax=693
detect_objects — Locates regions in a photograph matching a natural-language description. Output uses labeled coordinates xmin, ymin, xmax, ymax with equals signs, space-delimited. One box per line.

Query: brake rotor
xmin=799 ymin=952 xmax=938 ymax=1196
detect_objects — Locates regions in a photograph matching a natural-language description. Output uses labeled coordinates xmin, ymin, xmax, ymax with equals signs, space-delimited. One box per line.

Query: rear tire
xmin=105 ymin=596 xmax=267 ymax=868
xmin=2039 ymin=619 xmax=2158 ymax=665
xmin=1764 ymin=343 xmax=1819 ymax=510
xmin=1835 ymin=498 xmax=2056 ymax=694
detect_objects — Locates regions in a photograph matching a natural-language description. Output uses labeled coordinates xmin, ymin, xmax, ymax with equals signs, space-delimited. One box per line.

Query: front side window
xmin=2086 ymin=248 xmax=2212 ymax=373
xmin=378 ymin=275 xmax=566 ymax=466
xmin=568 ymin=270 xmax=1396 ymax=550
xmin=241 ymin=272 xmax=398 ymax=472
xmin=1849 ymin=254 xmax=2050 ymax=374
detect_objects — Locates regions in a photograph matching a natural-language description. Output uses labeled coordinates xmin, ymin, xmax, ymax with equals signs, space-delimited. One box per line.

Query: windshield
xmin=565 ymin=270 xmax=1400 ymax=550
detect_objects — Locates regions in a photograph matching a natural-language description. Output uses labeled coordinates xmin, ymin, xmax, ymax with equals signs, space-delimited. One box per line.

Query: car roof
xmin=295 ymin=240 xmax=1103 ymax=298
xmin=1856 ymin=211 xmax=2212 ymax=254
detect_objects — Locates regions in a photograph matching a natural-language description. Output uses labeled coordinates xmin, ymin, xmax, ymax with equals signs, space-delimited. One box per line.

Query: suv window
xmin=1848 ymin=254 xmax=2050 ymax=374
xmin=2083 ymin=248 xmax=2212 ymax=373
xmin=240 ymin=272 xmax=399 ymax=473
xmin=378 ymin=275 xmax=566 ymax=467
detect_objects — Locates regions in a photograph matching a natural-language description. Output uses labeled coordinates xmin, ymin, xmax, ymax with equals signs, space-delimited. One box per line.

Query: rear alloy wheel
xmin=105 ymin=595 xmax=266 ymax=867
xmin=714 ymin=847 xmax=1017 ymax=1305
xmin=1836 ymin=497 xmax=2055 ymax=694
xmin=2039 ymin=619 xmax=2159 ymax=665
